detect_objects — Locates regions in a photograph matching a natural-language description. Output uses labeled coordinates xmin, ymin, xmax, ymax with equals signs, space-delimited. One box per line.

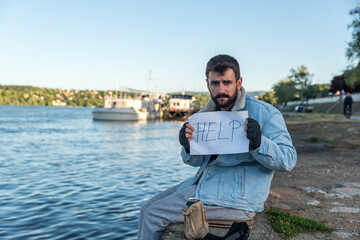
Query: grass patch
xmin=265 ymin=207 xmax=334 ymax=239
xmin=310 ymin=136 xmax=319 ymax=142
xmin=309 ymin=136 xmax=333 ymax=143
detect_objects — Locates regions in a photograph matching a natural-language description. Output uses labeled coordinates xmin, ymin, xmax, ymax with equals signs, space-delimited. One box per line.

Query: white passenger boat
xmin=92 ymin=94 xmax=162 ymax=121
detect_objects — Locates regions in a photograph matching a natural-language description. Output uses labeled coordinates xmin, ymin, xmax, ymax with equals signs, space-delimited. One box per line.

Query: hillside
xmin=0 ymin=85 xmax=211 ymax=109
xmin=0 ymin=85 xmax=106 ymax=107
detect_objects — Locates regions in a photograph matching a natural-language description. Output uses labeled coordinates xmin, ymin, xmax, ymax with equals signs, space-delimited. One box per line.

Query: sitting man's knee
xmin=144 ymin=204 xmax=157 ymax=219
xmin=140 ymin=198 xmax=155 ymax=214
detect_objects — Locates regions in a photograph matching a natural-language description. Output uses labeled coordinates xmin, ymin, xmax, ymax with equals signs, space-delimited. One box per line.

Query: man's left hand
xmin=245 ymin=118 xmax=261 ymax=150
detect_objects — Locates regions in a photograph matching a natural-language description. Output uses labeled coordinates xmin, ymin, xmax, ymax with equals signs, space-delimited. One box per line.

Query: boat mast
xmin=148 ymin=70 xmax=153 ymax=94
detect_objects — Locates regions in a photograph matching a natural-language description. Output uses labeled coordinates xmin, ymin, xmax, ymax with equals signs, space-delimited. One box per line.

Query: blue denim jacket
xmin=177 ymin=88 xmax=297 ymax=212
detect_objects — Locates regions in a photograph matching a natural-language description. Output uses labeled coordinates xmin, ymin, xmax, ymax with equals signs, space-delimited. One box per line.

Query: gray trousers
xmin=137 ymin=185 xmax=255 ymax=240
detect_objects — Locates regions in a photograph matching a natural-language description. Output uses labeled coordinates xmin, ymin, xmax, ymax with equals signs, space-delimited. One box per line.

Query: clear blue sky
xmin=0 ymin=0 xmax=357 ymax=93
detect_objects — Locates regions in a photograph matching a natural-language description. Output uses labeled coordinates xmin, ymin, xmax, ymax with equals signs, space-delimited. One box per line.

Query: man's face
xmin=206 ymin=68 xmax=242 ymax=111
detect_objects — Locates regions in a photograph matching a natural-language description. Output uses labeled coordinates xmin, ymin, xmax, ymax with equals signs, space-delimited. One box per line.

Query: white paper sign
xmin=188 ymin=111 xmax=249 ymax=155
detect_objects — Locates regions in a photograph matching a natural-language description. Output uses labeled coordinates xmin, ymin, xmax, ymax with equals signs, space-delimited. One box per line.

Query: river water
xmin=0 ymin=105 xmax=196 ymax=240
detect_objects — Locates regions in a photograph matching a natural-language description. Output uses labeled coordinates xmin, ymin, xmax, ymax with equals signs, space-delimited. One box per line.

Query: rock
xmin=328 ymin=187 xmax=360 ymax=197
xmin=325 ymin=193 xmax=346 ymax=199
xmin=307 ymin=199 xmax=321 ymax=206
xmin=334 ymin=231 xmax=355 ymax=238
xmin=272 ymin=203 xmax=292 ymax=210
xmin=343 ymin=215 xmax=360 ymax=224
xmin=161 ymin=223 xmax=187 ymax=240
xmin=331 ymin=202 xmax=343 ymax=206
xmin=335 ymin=182 xmax=360 ymax=189
xmin=329 ymin=207 xmax=360 ymax=213
xmin=300 ymin=186 xmax=327 ymax=194
xmin=346 ymin=127 xmax=359 ymax=134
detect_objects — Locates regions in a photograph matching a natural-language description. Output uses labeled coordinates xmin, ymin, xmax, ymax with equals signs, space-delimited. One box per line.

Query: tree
xmin=288 ymin=65 xmax=312 ymax=101
xmin=303 ymin=83 xmax=330 ymax=100
xmin=346 ymin=6 xmax=360 ymax=60
xmin=258 ymin=91 xmax=277 ymax=106
xmin=193 ymin=93 xmax=210 ymax=110
xmin=344 ymin=5 xmax=360 ymax=92
xmin=344 ymin=63 xmax=360 ymax=92
xmin=330 ymin=74 xmax=349 ymax=93
xmin=272 ymin=78 xmax=298 ymax=106
xmin=313 ymin=83 xmax=330 ymax=97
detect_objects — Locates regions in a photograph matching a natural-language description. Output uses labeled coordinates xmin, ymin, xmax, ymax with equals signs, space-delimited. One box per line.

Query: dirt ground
xmin=162 ymin=113 xmax=360 ymax=239
xmin=264 ymin=113 xmax=360 ymax=239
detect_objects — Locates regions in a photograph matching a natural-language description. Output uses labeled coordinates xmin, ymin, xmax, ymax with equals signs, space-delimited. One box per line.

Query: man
xmin=343 ymin=92 xmax=353 ymax=117
xmin=137 ymin=54 xmax=297 ymax=240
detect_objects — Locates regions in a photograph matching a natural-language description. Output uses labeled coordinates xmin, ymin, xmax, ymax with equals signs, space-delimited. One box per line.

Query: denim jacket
xmin=177 ymin=87 xmax=297 ymax=212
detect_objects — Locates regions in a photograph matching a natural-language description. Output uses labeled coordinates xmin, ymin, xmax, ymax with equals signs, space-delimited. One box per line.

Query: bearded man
xmin=137 ymin=54 xmax=297 ymax=240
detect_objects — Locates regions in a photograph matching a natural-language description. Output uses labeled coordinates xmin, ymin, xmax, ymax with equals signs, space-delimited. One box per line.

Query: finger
xmin=186 ymin=123 xmax=194 ymax=131
xmin=185 ymin=133 xmax=193 ymax=142
xmin=185 ymin=127 xmax=193 ymax=134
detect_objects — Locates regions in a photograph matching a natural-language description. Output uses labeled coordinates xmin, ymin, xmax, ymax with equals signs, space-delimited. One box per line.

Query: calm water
xmin=0 ymin=105 xmax=196 ymax=240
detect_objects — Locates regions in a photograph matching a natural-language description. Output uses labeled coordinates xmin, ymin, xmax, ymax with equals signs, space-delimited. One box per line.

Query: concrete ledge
xmin=161 ymin=211 xmax=281 ymax=240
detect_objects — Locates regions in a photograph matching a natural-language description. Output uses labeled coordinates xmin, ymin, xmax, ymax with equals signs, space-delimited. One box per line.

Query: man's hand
xmin=179 ymin=122 xmax=194 ymax=153
xmin=245 ymin=118 xmax=261 ymax=151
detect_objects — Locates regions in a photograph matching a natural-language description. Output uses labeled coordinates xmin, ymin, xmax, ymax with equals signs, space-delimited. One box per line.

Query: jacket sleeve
xmin=249 ymin=111 xmax=297 ymax=172
xmin=180 ymin=147 xmax=206 ymax=167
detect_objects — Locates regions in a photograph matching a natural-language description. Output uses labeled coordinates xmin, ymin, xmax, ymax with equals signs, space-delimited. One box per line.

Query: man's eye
xmin=211 ymin=82 xmax=219 ymax=86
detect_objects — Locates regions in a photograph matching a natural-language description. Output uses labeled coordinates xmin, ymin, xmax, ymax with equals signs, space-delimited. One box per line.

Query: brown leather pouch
xmin=182 ymin=200 xmax=209 ymax=240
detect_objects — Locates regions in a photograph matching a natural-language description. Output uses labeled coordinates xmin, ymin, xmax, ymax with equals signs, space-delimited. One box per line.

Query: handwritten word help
xmin=188 ymin=111 xmax=249 ymax=155
xmin=194 ymin=120 xmax=242 ymax=142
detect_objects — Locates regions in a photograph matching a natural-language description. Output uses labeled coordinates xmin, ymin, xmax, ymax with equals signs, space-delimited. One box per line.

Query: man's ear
xmin=206 ymin=78 xmax=210 ymax=92
xmin=237 ymin=77 xmax=243 ymax=91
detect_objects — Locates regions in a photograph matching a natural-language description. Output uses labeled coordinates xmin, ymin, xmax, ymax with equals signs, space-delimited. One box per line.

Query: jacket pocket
xmin=201 ymin=165 xmax=246 ymax=201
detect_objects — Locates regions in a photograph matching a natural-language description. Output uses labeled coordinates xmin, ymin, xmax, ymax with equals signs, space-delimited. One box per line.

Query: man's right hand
xmin=179 ymin=122 xmax=194 ymax=153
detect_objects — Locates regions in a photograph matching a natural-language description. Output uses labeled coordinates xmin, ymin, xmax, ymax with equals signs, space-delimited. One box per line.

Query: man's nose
xmin=218 ymin=82 xmax=226 ymax=93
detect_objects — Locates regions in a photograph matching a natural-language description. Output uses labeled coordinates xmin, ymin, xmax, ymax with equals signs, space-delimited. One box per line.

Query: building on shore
xmin=164 ymin=92 xmax=196 ymax=119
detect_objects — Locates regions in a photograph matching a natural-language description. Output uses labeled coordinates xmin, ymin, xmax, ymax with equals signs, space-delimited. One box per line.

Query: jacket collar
xmin=199 ymin=87 xmax=246 ymax=113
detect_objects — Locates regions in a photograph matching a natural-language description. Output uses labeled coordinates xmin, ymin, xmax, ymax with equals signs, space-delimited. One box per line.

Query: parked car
xmin=295 ymin=105 xmax=313 ymax=113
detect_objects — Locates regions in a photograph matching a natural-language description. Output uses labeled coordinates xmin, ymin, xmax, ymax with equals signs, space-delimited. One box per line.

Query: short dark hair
xmin=205 ymin=54 xmax=240 ymax=80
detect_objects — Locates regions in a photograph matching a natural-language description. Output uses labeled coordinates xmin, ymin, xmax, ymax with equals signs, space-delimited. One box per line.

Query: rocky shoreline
xmin=162 ymin=114 xmax=360 ymax=239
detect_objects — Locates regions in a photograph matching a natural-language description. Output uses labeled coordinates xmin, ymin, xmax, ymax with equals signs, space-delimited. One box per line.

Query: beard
xmin=211 ymin=89 xmax=238 ymax=110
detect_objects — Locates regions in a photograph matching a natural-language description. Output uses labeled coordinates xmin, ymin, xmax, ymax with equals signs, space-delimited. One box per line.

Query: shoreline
xmin=162 ymin=115 xmax=360 ymax=239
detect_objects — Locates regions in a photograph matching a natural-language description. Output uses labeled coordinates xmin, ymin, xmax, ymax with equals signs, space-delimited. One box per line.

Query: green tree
xmin=258 ymin=91 xmax=277 ymax=106
xmin=303 ymin=83 xmax=330 ymax=99
xmin=346 ymin=6 xmax=360 ymax=60
xmin=289 ymin=65 xmax=312 ymax=101
xmin=344 ymin=62 xmax=360 ymax=90
xmin=272 ymin=78 xmax=298 ymax=106
xmin=193 ymin=93 xmax=210 ymax=110
xmin=344 ymin=5 xmax=360 ymax=91
xmin=315 ymin=83 xmax=330 ymax=97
